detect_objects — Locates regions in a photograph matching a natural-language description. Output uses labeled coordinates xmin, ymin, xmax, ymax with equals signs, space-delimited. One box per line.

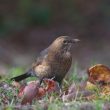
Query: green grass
xmin=0 ymin=66 xmax=110 ymax=110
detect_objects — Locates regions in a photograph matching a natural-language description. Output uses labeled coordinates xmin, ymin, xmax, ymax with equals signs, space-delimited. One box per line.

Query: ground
xmin=1 ymin=64 xmax=110 ymax=110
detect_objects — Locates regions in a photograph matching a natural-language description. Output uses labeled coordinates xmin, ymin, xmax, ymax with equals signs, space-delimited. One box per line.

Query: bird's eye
xmin=63 ymin=40 xmax=68 ymax=44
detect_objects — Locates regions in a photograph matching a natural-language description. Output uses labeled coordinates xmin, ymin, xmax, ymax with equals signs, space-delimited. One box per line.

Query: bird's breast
xmin=34 ymin=64 xmax=51 ymax=78
xmin=49 ymin=52 xmax=72 ymax=75
xmin=34 ymin=51 xmax=72 ymax=81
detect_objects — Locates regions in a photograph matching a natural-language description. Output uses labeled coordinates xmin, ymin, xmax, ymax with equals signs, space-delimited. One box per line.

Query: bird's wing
xmin=32 ymin=47 xmax=49 ymax=67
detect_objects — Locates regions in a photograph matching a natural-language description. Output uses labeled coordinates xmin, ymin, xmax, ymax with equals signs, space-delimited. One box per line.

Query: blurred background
xmin=0 ymin=0 xmax=110 ymax=75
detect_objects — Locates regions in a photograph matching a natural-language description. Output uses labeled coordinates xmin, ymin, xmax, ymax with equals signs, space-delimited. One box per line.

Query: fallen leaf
xmin=36 ymin=87 xmax=46 ymax=99
xmin=18 ymin=86 xmax=25 ymax=98
xmin=44 ymin=79 xmax=60 ymax=93
xmin=88 ymin=64 xmax=110 ymax=85
xmin=21 ymin=81 xmax=40 ymax=105
xmin=19 ymin=79 xmax=60 ymax=104
xmin=17 ymin=79 xmax=61 ymax=105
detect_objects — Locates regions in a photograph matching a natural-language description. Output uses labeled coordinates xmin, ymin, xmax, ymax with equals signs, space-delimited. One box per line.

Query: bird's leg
xmin=53 ymin=82 xmax=63 ymax=96
xmin=57 ymin=83 xmax=63 ymax=94
xmin=39 ymin=77 xmax=45 ymax=85
xmin=33 ymin=72 xmax=44 ymax=85
xmin=50 ymin=76 xmax=63 ymax=94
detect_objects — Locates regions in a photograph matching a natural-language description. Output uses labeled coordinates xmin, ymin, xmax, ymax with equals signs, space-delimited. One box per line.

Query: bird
xmin=11 ymin=36 xmax=80 ymax=85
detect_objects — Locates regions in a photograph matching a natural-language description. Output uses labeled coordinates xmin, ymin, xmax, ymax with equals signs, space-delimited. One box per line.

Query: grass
xmin=1 ymin=101 xmax=106 ymax=110
xmin=0 ymin=65 xmax=110 ymax=110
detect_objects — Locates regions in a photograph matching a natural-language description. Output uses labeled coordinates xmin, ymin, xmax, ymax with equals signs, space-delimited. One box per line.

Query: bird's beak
xmin=72 ymin=38 xmax=80 ymax=43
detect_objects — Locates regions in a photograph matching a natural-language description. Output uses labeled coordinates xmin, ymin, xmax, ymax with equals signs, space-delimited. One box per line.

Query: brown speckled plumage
xmin=11 ymin=36 xmax=79 ymax=84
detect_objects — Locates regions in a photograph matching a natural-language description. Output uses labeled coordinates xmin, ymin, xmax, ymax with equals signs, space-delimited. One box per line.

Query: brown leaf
xmin=18 ymin=86 xmax=25 ymax=98
xmin=36 ymin=87 xmax=46 ymax=99
xmin=21 ymin=81 xmax=40 ymax=105
xmin=18 ymin=79 xmax=60 ymax=105
xmin=44 ymin=79 xmax=60 ymax=93
xmin=88 ymin=64 xmax=110 ymax=85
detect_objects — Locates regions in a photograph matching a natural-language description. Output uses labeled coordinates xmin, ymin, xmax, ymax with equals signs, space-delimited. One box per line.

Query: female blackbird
xmin=11 ymin=36 xmax=80 ymax=84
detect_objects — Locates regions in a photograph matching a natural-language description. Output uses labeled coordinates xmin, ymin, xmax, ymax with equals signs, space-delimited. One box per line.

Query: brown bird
xmin=11 ymin=36 xmax=80 ymax=85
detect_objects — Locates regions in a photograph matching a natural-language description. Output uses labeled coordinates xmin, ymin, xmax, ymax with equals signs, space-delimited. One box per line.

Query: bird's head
xmin=50 ymin=36 xmax=80 ymax=53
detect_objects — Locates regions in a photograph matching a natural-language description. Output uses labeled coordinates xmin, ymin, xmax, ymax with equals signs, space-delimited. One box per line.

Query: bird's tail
xmin=11 ymin=69 xmax=35 ymax=82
